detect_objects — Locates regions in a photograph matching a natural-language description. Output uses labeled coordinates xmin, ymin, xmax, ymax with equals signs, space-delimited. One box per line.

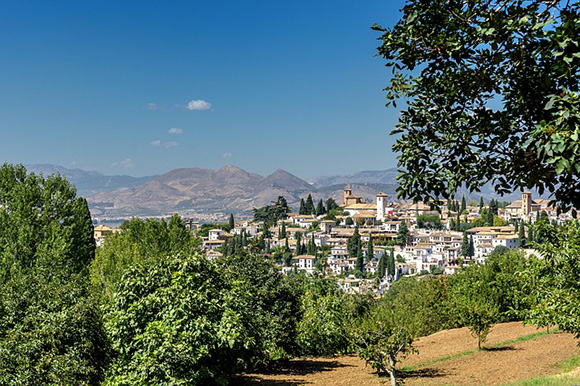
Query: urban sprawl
xmin=94 ymin=187 xmax=573 ymax=295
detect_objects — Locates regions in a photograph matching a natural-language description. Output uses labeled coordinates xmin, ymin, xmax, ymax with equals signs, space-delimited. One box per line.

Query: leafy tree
xmin=0 ymin=164 xmax=107 ymax=384
xmin=489 ymin=245 xmax=509 ymax=258
xmin=326 ymin=198 xmax=339 ymax=212
xmin=417 ymin=214 xmax=442 ymax=229
xmin=105 ymin=254 xmax=244 ymax=384
xmin=352 ymin=302 xmax=416 ymax=386
xmin=524 ymin=221 xmax=580 ymax=338
xmin=345 ymin=216 xmax=354 ymax=226
xmin=452 ymin=265 xmax=501 ymax=349
xmin=90 ymin=216 xmax=199 ymax=305
xmin=296 ymin=278 xmax=369 ymax=356
xmin=216 ymin=252 xmax=303 ymax=362
xmin=0 ymin=274 xmax=109 ymax=385
xmin=0 ymin=163 xmax=95 ymax=280
xmin=353 ymin=276 xmax=455 ymax=385
xmin=253 ymin=196 xmax=291 ymax=224
xmin=375 ymin=0 xmax=580 ymax=212
xmin=395 ymin=221 xmax=409 ymax=247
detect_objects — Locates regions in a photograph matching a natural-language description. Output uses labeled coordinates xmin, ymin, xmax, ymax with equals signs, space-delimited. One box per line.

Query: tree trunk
xmin=388 ymin=356 xmax=397 ymax=386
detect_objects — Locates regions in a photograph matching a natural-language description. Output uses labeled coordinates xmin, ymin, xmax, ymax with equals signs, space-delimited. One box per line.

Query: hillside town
xmin=94 ymin=186 xmax=574 ymax=294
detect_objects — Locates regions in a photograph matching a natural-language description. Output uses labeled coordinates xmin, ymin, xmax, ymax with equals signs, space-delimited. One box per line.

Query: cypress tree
xmin=396 ymin=222 xmax=409 ymax=247
xmin=367 ymin=235 xmax=374 ymax=261
xmin=228 ymin=213 xmax=235 ymax=231
xmin=296 ymin=232 xmax=302 ymax=255
xmin=348 ymin=226 xmax=361 ymax=257
xmin=479 ymin=197 xmax=484 ymax=213
xmin=305 ymin=194 xmax=315 ymax=215
xmin=461 ymin=196 xmax=467 ymax=213
xmin=461 ymin=231 xmax=470 ymax=257
xmin=388 ymin=249 xmax=396 ymax=277
xmin=377 ymin=254 xmax=385 ymax=278
xmin=299 ymin=199 xmax=306 ymax=215
xmin=278 ymin=221 xmax=287 ymax=239
xmin=518 ymin=224 xmax=526 ymax=247
xmin=468 ymin=235 xmax=475 ymax=257
xmin=486 ymin=209 xmax=494 ymax=226
xmin=307 ymin=237 xmax=315 ymax=255
xmin=316 ymin=199 xmax=326 ymax=216
xmin=514 ymin=221 xmax=519 ymax=232
xmin=356 ymin=247 xmax=364 ymax=274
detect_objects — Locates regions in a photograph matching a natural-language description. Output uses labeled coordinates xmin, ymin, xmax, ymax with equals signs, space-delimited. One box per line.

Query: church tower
xmin=522 ymin=191 xmax=532 ymax=216
xmin=376 ymin=192 xmax=389 ymax=221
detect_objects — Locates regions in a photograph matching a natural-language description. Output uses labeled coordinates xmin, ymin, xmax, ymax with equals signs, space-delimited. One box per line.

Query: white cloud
xmin=186 ymin=99 xmax=212 ymax=111
xmin=222 ymin=152 xmax=232 ymax=158
xmin=165 ymin=141 xmax=179 ymax=148
xmin=111 ymin=158 xmax=135 ymax=169
xmin=168 ymin=127 xmax=183 ymax=135
xmin=120 ymin=159 xmax=134 ymax=168
xmin=147 ymin=102 xmax=158 ymax=110
xmin=151 ymin=140 xmax=178 ymax=149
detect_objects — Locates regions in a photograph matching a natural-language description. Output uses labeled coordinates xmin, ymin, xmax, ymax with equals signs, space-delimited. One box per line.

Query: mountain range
xmin=25 ymin=164 xmax=538 ymax=218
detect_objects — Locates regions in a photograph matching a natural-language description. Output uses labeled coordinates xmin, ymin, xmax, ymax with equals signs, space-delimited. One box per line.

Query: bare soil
xmin=235 ymin=322 xmax=580 ymax=385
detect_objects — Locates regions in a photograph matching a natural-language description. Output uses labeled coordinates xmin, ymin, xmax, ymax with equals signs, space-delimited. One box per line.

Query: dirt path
xmin=235 ymin=322 xmax=580 ymax=385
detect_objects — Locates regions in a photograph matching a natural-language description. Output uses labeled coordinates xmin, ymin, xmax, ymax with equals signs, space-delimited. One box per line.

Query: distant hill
xmin=23 ymin=163 xmax=547 ymax=217
xmin=25 ymin=164 xmax=155 ymax=196
xmin=309 ymin=168 xmax=400 ymax=188
xmin=88 ymin=165 xmax=325 ymax=217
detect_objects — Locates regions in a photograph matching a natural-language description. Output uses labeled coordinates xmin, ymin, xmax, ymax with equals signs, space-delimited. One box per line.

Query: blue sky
xmin=0 ymin=0 xmax=406 ymax=178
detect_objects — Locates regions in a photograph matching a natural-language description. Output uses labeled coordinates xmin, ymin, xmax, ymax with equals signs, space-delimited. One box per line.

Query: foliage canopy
xmin=375 ymin=0 xmax=580 ymax=211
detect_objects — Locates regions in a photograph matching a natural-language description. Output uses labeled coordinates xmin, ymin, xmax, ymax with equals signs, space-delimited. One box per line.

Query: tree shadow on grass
xmin=482 ymin=346 xmax=518 ymax=352
xmin=399 ymin=367 xmax=446 ymax=381
xmin=232 ymin=358 xmax=353 ymax=385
